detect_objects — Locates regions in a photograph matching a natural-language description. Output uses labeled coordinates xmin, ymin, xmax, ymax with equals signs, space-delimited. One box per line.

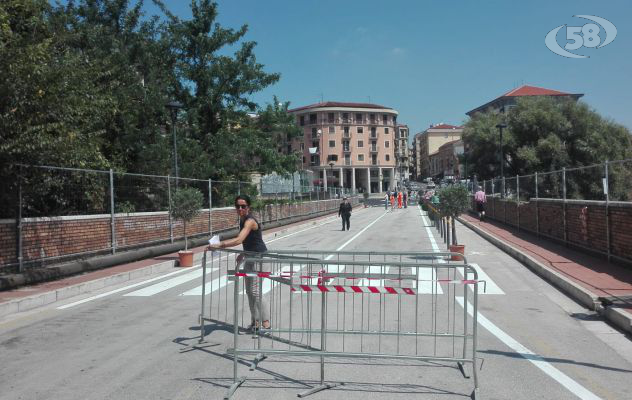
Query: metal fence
xmin=477 ymin=158 xmax=632 ymax=202
xmin=198 ymin=248 xmax=481 ymax=399
xmin=0 ymin=164 xmax=358 ymax=273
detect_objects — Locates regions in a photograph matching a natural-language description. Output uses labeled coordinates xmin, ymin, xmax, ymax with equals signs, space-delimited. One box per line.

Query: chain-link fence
xmin=0 ymin=164 xmax=358 ymax=273
xmin=477 ymin=159 xmax=632 ymax=202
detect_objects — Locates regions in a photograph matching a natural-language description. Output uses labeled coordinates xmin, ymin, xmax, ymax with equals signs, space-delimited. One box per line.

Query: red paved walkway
xmin=461 ymin=213 xmax=632 ymax=317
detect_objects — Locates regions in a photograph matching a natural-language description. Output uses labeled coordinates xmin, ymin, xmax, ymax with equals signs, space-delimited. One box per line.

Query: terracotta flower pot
xmin=178 ymin=250 xmax=194 ymax=267
xmin=449 ymin=244 xmax=465 ymax=261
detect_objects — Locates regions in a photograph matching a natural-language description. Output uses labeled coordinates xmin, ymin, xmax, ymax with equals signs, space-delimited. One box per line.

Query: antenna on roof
xmin=320 ymin=93 xmax=324 ymax=103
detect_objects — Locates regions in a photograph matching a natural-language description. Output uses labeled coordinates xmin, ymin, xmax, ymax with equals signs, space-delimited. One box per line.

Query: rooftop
xmin=288 ymin=101 xmax=394 ymax=113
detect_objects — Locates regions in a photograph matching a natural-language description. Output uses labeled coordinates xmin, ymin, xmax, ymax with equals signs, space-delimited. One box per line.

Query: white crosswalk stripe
xmin=458 ymin=263 xmax=505 ymax=295
xmin=123 ymin=267 xmax=213 ymax=297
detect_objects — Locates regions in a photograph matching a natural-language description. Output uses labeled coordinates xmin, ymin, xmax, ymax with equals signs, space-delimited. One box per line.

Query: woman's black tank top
xmin=239 ymin=215 xmax=267 ymax=253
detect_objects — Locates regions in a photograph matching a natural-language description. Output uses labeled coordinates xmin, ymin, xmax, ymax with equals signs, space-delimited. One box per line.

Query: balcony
xmin=343 ymin=146 xmax=352 ymax=153
xmin=342 ymin=132 xmax=351 ymax=139
xmin=369 ymin=146 xmax=379 ymax=153
xmin=369 ymin=133 xmax=378 ymax=139
xmin=344 ymin=159 xmax=352 ymax=166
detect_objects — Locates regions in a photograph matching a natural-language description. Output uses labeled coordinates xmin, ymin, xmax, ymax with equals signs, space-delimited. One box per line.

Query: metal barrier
xmin=198 ymin=248 xmax=481 ymax=399
xmin=197 ymin=248 xmax=470 ymax=343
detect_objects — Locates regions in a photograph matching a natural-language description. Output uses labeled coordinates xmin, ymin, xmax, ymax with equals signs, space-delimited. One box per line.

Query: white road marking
xmin=56 ymin=265 xmax=201 ymax=309
xmin=181 ymin=273 xmax=228 ymax=296
xmin=124 ymin=267 xmax=215 ymax=297
xmin=458 ymin=263 xmax=505 ymax=295
xmin=456 ymin=297 xmax=603 ymax=400
xmin=417 ymin=267 xmax=444 ymax=294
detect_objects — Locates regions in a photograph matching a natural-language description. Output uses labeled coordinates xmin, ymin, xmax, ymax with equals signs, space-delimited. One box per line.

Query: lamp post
xmin=496 ymin=123 xmax=507 ymax=197
xmin=166 ymin=100 xmax=184 ymax=186
xmin=317 ymin=128 xmax=323 ymax=192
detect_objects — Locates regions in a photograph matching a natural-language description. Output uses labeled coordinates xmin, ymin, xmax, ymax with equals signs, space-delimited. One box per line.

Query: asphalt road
xmin=1 ymin=205 xmax=631 ymax=400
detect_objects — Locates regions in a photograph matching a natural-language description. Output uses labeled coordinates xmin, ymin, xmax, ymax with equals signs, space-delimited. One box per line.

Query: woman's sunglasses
xmin=235 ymin=204 xmax=248 ymax=210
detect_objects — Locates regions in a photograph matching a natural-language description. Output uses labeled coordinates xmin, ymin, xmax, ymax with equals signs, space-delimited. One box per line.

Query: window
xmin=328 ymin=113 xmax=334 ymax=123
xmin=343 ymin=126 xmax=350 ymax=134
xmin=311 ymin=127 xmax=318 ymax=138
xmin=385 ymin=127 xmax=389 ymax=134
xmin=300 ymin=116 xmax=305 ymax=126
xmin=303 ymin=156 xmax=306 ymax=164
xmin=357 ymin=127 xmax=363 ymax=134
xmin=358 ymin=154 xmax=365 ymax=161
xmin=355 ymin=113 xmax=363 ymax=123
xmin=328 ymin=154 xmax=338 ymax=162
xmin=385 ymin=141 xmax=390 ymax=148
xmin=329 ymin=126 xmax=335 ymax=134
xmin=342 ymin=112 xmax=349 ymax=122
xmin=370 ymin=114 xmax=375 ymax=123
xmin=357 ymin=140 xmax=364 ymax=148
xmin=383 ymin=114 xmax=388 ymax=123
xmin=329 ymin=140 xmax=336 ymax=148
xmin=386 ymin=154 xmax=390 ymax=161
xmin=309 ymin=113 xmax=317 ymax=124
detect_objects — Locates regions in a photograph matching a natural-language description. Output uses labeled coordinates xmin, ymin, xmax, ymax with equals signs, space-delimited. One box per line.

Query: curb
xmin=0 ymin=259 xmax=176 ymax=320
xmin=458 ymin=216 xmax=632 ymax=335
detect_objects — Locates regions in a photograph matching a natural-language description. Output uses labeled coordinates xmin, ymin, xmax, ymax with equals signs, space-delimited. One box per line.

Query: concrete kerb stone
xmin=458 ymin=217 xmax=632 ymax=335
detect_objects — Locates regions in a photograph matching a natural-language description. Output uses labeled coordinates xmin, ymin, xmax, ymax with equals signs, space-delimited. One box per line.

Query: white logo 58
xmin=545 ymin=15 xmax=617 ymax=59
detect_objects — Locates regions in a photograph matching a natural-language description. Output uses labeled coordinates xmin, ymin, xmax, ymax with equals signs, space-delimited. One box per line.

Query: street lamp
xmin=496 ymin=123 xmax=507 ymax=197
xmin=166 ymin=100 xmax=184 ymax=185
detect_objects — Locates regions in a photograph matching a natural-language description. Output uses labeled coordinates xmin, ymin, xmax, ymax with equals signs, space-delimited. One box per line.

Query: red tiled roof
xmin=466 ymin=85 xmax=583 ymax=116
xmin=288 ymin=101 xmax=393 ymax=113
xmin=429 ymin=124 xmax=462 ymax=130
xmin=501 ymin=85 xmax=572 ymax=97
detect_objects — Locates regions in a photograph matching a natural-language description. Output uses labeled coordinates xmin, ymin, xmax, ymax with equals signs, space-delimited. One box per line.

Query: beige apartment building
xmin=394 ymin=124 xmax=410 ymax=187
xmin=288 ymin=102 xmax=398 ymax=193
xmin=428 ymin=139 xmax=464 ymax=178
xmin=414 ymin=124 xmax=463 ymax=180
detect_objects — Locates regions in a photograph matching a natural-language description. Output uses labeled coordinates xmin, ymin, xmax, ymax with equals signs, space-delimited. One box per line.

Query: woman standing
xmin=215 ymin=195 xmax=270 ymax=331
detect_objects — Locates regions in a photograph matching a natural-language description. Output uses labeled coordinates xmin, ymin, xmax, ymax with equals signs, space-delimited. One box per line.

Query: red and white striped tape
xmin=291 ymin=284 xmax=417 ymax=295
xmin=233 ymin=271 xmax=478 ymax=286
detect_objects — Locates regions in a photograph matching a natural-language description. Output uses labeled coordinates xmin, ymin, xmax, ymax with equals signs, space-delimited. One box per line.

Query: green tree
xmin=463 ymin=97 xmax=632 ymax=200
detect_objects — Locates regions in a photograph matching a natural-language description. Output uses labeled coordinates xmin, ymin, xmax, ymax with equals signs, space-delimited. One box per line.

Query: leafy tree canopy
xmin=462 ymin=97 xmax=632 ymax=199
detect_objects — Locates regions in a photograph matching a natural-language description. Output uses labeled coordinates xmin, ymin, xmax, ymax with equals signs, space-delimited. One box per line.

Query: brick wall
xmin=472 ymin=197 xmax=632 ymax=265
xmin=0 ymin=198 xmax=352 ymax=270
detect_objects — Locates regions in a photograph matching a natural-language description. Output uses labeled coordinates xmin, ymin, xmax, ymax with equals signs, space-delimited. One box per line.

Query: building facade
xmin=429 ymin=139 xmax=464 ymax=179
xmin=288 ymin=102 xmax=399 ymax=193
xmin=394 ymin=124 xmax=410 ymax=187
xmin=415 ymin=124 xmax=463 ymax=180
xmin=411 ymin=132 xmax=423 ymax=181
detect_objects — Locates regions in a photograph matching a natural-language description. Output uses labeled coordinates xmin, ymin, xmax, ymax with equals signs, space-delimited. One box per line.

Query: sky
xmin=149 ymin=0 xmax=632 ymax=142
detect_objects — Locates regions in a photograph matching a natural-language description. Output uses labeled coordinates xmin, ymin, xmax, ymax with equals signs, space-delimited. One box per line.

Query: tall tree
xmin=463 ymin=97 xmax=632 ymax=200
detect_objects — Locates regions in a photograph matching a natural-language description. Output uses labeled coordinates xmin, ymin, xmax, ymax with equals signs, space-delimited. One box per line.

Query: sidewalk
xmin=460 ymin=212 xmax=632 ymax=334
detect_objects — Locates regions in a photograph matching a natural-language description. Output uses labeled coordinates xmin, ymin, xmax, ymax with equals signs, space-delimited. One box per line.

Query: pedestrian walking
xmin=474 ymin=186 xmax=487 ymax=221
xmin=214 ymin=195 xmax=269 ymax=332
xmin=384 ymin=192 xmax=389 ymax=210
xmin=390 ymin=192 xmax=395 ymax=211
xmin=397 ymin=191 xmax=403 ymax=209
xmin=403 ymin=191 xmax=408 ymax=208
xmin=338 ymin=196 xmax=352 ymax=230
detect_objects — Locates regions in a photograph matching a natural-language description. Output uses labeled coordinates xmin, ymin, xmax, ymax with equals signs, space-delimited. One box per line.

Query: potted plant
xmin=437 ymin=185 xmax=470 ymax=260
xmin=171 ymin=187 xmax=204 ymax=267
xmin=362 ymin=190 xmax=369 ymax=208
